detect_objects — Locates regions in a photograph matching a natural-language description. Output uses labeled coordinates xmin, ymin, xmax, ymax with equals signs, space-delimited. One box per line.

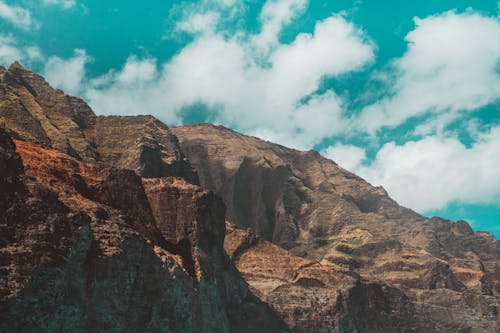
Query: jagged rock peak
xmin=0 ymin=62 xmax=198 ymax=183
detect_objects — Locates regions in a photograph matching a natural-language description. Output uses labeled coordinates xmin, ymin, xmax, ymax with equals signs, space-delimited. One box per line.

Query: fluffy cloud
xmin=322 ymin=144 xmax=366 ymax=172
xmin=252 ymin=0 xmax=307 ymax=50
xmin=171 ymin=0 xmax=243 ymax=36
xmin=359 ymin=11 xmax=500 ymax=134
xmin=42 ymin=0 xmax=76 ymax=9
xmin=44 ymin=49 xmax=91 ymax=95
xmin=0 ymin=1 xmax=37 ymax=30
xmin=176 ymin=12 xmax=220 ymax=35
xmin=354 ymin=126 xmax=500 ymax=212
xmin=0 ymin=35 xmax=42 ymax=66
xmin=50 ymin=1 xmax=373 ymax=149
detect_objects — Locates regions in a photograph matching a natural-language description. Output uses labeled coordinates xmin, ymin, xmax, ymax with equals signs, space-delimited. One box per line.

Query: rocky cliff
xmin=0 ymin=127 xmax=287 ymax=332
xmin=0 ymin=62 xmax=198 ymax=183
xmin=224 ymin=223 xmax=421 ymax=332
xmin=1 ymin=63 xmax=499 ymax=332
xmin=173 ymin=123 xmax=500 ymax=332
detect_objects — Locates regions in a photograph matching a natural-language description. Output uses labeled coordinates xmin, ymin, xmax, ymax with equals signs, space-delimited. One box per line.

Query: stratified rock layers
xmin=173 ymin=123 xmax=500 ymax=332
xmin=0 ymin=129 xmax=287 ymax=332
xmin=1 ymin=62 xmax=499 ymax=332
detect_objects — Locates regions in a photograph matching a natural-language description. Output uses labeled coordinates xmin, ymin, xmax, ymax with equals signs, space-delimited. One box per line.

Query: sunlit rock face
xmin=173 ymin=123 xmax=500 ymax=332
xmin=0 ymin=62 xmax=198 ymax=183
xmin=1 ymin=64 xmax=499 ymax=332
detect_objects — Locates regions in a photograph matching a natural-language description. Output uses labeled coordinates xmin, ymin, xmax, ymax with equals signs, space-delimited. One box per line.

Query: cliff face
xmin=224 ymin=223 xmax=420 ymax=333
xmin=0 ymin=63 xmax=198 ymax=183
xmin=0 ymin=128 xmax=287 ymax=332
xmin=1 ymin=63 xmax=499 ymax=332
xmin=173 ymin=123 xmax=500 ymax=332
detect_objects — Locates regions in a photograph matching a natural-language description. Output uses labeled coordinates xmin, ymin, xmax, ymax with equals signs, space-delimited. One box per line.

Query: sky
xmin=0 ymin=0 xmax=499 ymax=236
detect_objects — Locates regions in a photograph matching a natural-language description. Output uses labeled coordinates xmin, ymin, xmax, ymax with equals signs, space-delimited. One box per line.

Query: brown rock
xmin=173 ymin=123 xmax=500 ymax=332
xmin=86 ymin=115 xmax=199 ymax=182
xmin=0 ymin=62 xmax=198 ymax=183
xmin=0 ymin=129 xmax=287 ymax=332
xmin=225 ymin=223 xmax=420 ymax=332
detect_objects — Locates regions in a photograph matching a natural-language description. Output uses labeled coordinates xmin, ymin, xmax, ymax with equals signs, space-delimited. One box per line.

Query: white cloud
xmin=176 ymin=12 xmax=220 ymax=35
xmin=170 ymin=0 xmax=243 ymax=37
xmin=42 ymin=0 xmax=76 ymax=9
xmin=57 ymin=4 xmax=373 ymax=149
xmin=359 ymin=11 xmax=500 ymax=133
xmin=0 ymin=35 xmax=42 ymax=66
xmin=252 ymin=0 xmax=307 ymax=51
xmin=355 ymin=126 xmax=500 ymax=212
xmin=44 ymin=49 xmax=91 ymax=95
xmin=322 ymin=144 xmax=366 ymax=172
xmin=0 ymin=1 xmax=37 ymax=30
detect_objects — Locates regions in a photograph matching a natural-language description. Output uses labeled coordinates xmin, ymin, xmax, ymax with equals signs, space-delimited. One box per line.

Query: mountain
xmin=0 ymin=62 xmax=198 ymax=183
xmin=0 ymin=63 xmax=286 ymax=332
xmin=173 ymin=123 xmax=499 ymax=332
xmin=1 ymin=63 xmax=499 ymax=332
xmin=0 ymin=130 xmax=288 ymax=332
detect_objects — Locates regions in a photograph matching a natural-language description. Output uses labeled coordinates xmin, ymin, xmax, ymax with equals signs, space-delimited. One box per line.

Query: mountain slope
xmin=173 ymin=123 xmax=500 ymax=332
xmin=1 ymin=63 xmax=498 ymax=332
xmin=0 ymin=127 xmax=288 ymax=332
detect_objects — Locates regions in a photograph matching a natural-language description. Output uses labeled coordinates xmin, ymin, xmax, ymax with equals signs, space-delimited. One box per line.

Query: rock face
xmin=224 ymin=223 xmax=420 ymax=333
xmin=0 ymin=63 xmax=197 ymax=183
xmin=88 ymin=115 xmax=199 ymax=183
xmin=173 ymin=123 xmax=500 ymax=332
xmin=1 ymin=63 xmax=499 ymax=332
xmin=0 ymin=128 xmax=287 ymax=332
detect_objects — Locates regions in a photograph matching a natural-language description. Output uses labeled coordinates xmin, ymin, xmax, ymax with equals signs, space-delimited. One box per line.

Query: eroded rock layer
xmin=0 ymin=129 xmax=287 ymax=332
xmin=225 ymin=223 xmax=421 ymax=333
xmin=0 ymin=63 xmax=197 ymax=183
xmin=173 ymin=123 xmax=500 ymax=332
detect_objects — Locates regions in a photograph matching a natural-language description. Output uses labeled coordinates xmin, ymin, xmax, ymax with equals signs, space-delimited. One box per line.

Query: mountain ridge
xmin=0 ymin=63 xmax=498 ymax=332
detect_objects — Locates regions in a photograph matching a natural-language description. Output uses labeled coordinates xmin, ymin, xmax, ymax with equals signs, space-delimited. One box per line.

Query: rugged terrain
xmin=0 ymin=63 xmax=499 ymax=332
xmin=173 ymin=123 xmax=500 ymax=332
xmin=0 ymin=63 xmax=286 ymax=332
xmin=0 ymin=62 xmax=197 ymax=183
xmin=0 ymin=128 xmax=289 ymax=332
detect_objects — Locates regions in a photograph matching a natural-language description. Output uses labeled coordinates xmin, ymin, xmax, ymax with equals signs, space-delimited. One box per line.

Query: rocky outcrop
xmin=2 ymin=63 xmax=499 ymax=332
xmin=0 ymin=128 xmax=287 ymax=332
xmin=87 ymin=115 xmax=199 ymax=183
xmin=225 ymin=223 xmax=420 ymax=332
xmin=173 ymin=123 xmax=500 ymax=332
xmin=0 ymin=63 xmax=197 ymax=183
xmin=0 ymin=62 xmax=96 ymax=159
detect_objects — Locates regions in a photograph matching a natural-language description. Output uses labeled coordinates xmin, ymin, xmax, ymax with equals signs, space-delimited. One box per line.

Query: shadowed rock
xmin=0 ymin=128 xmax=288 ymax=332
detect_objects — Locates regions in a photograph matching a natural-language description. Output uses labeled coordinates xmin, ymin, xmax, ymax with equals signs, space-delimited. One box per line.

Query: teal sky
xmin=0 ymin=0 xmax=499 ymax=236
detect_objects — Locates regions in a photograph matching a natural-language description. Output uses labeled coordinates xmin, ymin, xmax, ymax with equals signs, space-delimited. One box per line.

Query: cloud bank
xmin=48 ymin=2 xmax=374 ymax=149
xmin=354 ymin=127 xmax=500 ymax=212
xmin=8 ymin=0 xmax=499 ymax=216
